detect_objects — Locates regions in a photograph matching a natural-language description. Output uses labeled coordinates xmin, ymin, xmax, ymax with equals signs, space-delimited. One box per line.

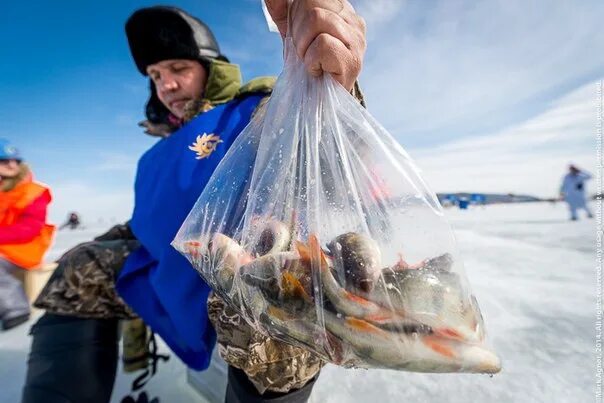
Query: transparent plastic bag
xmin=173 ymin=37 xmax=501 ymax=374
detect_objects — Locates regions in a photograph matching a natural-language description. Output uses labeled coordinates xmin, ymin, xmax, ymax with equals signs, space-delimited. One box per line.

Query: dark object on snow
xmin=121 ymin=391 xmax=159 ymax=403
xmin=1 ymin=312 xmax=29 ymax=331
xmin=59 ymin=212 xmax=81 ymax=230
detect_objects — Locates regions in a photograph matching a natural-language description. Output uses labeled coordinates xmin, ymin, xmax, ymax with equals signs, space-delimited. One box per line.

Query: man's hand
xmin=265 ymin=0 xmax=366 ymax=92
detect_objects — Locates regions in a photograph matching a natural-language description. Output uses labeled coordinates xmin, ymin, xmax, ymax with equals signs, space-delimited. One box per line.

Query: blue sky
xmin=1 ymin=0 xmax=602 ymax=223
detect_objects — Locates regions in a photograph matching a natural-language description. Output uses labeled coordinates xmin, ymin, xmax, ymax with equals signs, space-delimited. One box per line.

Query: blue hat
xmin=0 ymin=139 xmax=22 ymax=161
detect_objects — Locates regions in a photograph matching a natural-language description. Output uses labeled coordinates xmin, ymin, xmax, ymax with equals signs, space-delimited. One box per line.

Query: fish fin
xmin=345 ymin=292 xmax=374 ymax=306
xmin=282 ymin=272 xmax=311 ymax=302
xmin=308 ymin=234 xmax=330 ymax=271
xmin=325 ymin=331 xmax=345 ymax=364
xmin=295 ymin=241 xmax=311 ymax=261
xmin=433 ymin=328 xmax=464 ymax=342
xmin=423 ymin=335 xmax=456 ymax=358
xmin=364 ymin=312 xmax=400 ymax=324
xmin=345 ymin=317 xmax=386 ymax=336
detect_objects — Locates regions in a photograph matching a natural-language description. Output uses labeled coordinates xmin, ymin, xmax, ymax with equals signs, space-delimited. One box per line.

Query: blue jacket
xmin=116 ymin=94 xmax=264 ymax=370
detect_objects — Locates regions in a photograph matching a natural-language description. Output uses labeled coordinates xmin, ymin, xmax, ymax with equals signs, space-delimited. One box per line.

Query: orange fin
xmin=295 ymin=241 xmax=311 ymax=261
xmin=346 ymin=317 xmax=385 ymax=335
xmin=282 ymin=272 xmax=311 ymax=302
xmin=345 ymin=292 xmax=373 ymax=306
xmin=308 ymin=234 xmax=330 ymax=270
xmin=423 ymin=336 xmax=456 ymax=358
xmin=433 ymin=328 xmax=464 ymax=342
xmin=364 ymin=312 xmax=400 ymax=324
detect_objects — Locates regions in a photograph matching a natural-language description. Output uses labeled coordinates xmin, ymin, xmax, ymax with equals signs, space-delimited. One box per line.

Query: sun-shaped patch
xmin=188 ymin=133 xmax=223 ymax=159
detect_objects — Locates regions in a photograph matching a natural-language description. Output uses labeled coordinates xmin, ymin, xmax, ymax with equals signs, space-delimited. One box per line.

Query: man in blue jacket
xmin=24 ymin=2 xmax=366 ymax=402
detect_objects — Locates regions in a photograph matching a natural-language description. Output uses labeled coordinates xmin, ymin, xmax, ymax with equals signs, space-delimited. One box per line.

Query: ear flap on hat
xmin=145 ymin=81 xmax=172 ymax=124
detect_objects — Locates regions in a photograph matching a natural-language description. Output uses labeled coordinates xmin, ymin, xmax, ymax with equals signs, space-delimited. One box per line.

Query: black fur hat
xmin=126 ymin=6 xmax=226 ymax=75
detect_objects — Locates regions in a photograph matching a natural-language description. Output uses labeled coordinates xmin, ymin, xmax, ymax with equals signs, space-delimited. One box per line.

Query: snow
xmin=0 ymin=201 xmax=596 ymax=402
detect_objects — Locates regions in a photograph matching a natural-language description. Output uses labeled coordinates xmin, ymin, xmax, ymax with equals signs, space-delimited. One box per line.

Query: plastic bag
xmin=173 ymin=37 xmax=501 ymax=374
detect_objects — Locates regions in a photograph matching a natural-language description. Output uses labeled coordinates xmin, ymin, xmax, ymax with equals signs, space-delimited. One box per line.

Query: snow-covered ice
xmin=0 ymin=201 xmax=596 ymax=402
xmin=312 ymin=201 xmax=595 ymax=403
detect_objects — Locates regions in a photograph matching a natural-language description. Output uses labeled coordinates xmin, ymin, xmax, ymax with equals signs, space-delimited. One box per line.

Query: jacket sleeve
xmin=0 ymin=190 xmax=50 ymax=244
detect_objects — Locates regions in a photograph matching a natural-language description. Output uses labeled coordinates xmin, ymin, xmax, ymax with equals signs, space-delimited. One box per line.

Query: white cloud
xmin=352 ymin=0 xmax=406 ymax=29
xmin=409 ymin=79 xmax=601 ymax=198
xmin=352 ymin=0 xmax=604 ymax=144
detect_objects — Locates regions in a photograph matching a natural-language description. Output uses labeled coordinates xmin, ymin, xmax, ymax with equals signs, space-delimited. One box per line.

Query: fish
xmin=297 ymin=235 xmax=413 ymax=328
xmin=263 ymin=305 xmax=346 ymax=363
xmin=321 ymin=309 xmax=500 ymax=373
xmin=250 ymin=217 xmax=292 ymax=256
xmin=208 ymin=233 xmax=253 ymax=292
xmin=368 ymin=266 xmax=483 ymax=343
xmin=392 ymin=252 xmax=454 ymax=272
xmin=238 ymin=251 xmax=297 ymax=299
xmin=327 ymin=232 xmax=382 ymax=293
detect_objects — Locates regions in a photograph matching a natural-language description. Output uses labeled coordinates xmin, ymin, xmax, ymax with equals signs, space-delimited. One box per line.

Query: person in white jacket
xmin=560 ymin=164 xmax=593 ymax=220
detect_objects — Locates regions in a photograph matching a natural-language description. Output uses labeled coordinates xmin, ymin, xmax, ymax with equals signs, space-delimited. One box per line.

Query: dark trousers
xmin=225 ymin=366 xmax=318 ymax=403
xmin=21 ymin=313 xmax=317 ymax=403
xmin=22 ymin=314 xmax=119 ymax=403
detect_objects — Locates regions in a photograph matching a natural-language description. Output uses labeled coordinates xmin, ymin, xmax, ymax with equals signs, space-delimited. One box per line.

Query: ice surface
xmin=0 ymin=202 xmax=596 ymax=402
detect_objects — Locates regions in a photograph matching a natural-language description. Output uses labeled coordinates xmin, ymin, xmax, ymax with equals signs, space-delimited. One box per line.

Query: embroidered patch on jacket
xmin=188 ymin=133 xmax=223 ymax=159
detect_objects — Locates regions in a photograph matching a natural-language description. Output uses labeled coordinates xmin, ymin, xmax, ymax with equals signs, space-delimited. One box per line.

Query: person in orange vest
xmin=0 ymin=139 xmax=55 ymax=330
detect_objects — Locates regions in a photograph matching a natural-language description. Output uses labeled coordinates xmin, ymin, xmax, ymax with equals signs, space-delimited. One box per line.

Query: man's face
xmin=0 ymin=159 xmax=20 ymax=178
xmin=146 ymin=59 xmax=208 ymax=119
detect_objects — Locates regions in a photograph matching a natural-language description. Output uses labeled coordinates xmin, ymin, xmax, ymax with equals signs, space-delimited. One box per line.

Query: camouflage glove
xmin=207 ymin=293 xmax=324 ymax=394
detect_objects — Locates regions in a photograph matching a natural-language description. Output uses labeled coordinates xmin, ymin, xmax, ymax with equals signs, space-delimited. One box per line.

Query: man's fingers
xmin=291 ymin=8 xmax=355 ymax=60
xmin=264 ymin=0 xmax=287 ymax=23
xmin=290 ymin=0 xmax=348 ymax=19
xmin=264 ymin=0 xmax=289 ymax=36
xmin=304 ymin=33 xmax=360 ymax=90
xmin=266 ymin=0 xmax=365 ymax=91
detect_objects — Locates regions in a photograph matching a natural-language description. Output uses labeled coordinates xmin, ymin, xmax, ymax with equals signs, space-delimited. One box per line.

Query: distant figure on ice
xmin=560 ymin=164 xmax=593 ymax=220
xmin=0 ymin=139 xmax=55 ymax=330
xmin=59 ymin=212 xmax=81 ymax=230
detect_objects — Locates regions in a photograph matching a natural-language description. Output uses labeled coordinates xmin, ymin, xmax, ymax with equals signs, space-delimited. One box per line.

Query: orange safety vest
xmin=0 ymin=177 xmax=55 ymax=269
